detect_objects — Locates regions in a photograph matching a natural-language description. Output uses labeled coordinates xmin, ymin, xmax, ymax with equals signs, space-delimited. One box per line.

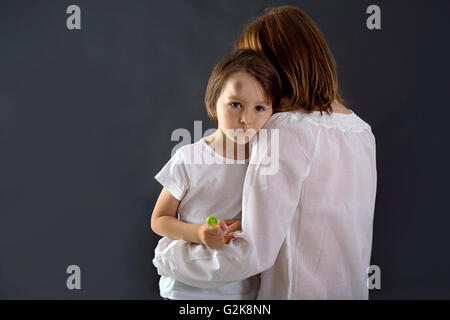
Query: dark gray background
xmin=1 ymin=0 xmax=449 ymax=299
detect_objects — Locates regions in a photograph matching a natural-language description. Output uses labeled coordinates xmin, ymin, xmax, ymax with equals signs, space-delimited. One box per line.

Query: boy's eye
xmin=255 ymin=106 xmax=265 ymax=112
xmin=231 ymin=102 xmax=241 ymax=109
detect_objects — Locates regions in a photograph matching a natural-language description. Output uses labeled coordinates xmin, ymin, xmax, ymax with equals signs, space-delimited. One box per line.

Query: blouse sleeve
xmin=152 ymin=113 xmax=317 ymax=288
xmin=154 ymin=149 xmax=189 ymax=201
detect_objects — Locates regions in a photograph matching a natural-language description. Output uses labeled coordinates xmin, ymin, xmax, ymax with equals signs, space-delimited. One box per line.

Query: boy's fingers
xmin=218 ymin=219 xmax=228 ymax=231
xmin=224 ymin=219 xmax=240 ymax=226
xmin=224 ymin=234 xmax=234 ymax=244
xmin=226 ymin=221 xmax=242 ymax=233
xmin=212 ymin=225 xmax=224 ymax=237
xmin=223 ymin=222 xmax=241 ymax=236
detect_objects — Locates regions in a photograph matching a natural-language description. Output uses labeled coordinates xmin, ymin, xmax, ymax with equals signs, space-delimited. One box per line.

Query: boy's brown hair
xmin=205 ymin=49 xmax=282 ymax=124
xmin=235 ymin=5 xmax=345 ymax=114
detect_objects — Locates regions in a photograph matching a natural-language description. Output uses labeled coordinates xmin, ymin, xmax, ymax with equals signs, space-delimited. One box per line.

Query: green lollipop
xmin=206 ymin=215 xmax=218 ymax=227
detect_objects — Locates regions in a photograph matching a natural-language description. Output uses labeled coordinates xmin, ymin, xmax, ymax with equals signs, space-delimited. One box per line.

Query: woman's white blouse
xmin=153 ymin=110 xmax=377 ymax=299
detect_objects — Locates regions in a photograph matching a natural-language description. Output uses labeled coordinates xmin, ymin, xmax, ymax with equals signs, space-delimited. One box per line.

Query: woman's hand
xmin=220 ymin=219 xmax=242 ymax=244
xmin=197 ymin=219 xmax=242 ymax=249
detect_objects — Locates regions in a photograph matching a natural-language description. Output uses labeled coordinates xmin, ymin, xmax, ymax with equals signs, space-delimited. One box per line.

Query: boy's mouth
xmin=236 ymin=128 xmax=255 ymax=134
xmin=243 ymin=128 xmax=257 ymax=136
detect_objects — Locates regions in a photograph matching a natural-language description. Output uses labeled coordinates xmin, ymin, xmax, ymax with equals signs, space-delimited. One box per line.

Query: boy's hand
xmin=197 ymin=224 xmax=225 ymax=249
xmin=221 ymin=219 xmax=242 ymax=244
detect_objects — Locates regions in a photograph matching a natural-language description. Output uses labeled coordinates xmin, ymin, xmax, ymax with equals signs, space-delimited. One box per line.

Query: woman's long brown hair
xmin=235 ymin=6 xmax=345 ymax=114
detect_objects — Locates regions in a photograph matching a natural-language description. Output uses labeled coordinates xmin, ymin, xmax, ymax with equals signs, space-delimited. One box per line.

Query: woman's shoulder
xmin=266 ymin=110 xmax=299 ymax=126
xmin=268 ymin=109 xmax=372 ymax=133
xmin=261 ymin=111 xmax=318 ymax=154
xmin=265 ymin=110 xmax=315 ymax=130
xmin=306 ymin=110 xmax=372 ymax=133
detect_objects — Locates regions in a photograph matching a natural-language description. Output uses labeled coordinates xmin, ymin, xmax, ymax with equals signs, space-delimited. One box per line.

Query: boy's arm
xmin=151 ymin=187 xmax=203 ymax=243
xmin=151 ymin=187 xmax=226 ymax=249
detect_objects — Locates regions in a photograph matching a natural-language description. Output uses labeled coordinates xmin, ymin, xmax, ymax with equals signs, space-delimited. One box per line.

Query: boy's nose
xmin=239 ymin=112 xmax=253 ymax=126
xmin=240 ymin=118 xmax=252 ymax=127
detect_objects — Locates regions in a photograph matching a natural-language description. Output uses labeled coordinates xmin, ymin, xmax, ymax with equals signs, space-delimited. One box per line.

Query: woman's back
xmin=255 ymin=110 xmax=377 ymax=299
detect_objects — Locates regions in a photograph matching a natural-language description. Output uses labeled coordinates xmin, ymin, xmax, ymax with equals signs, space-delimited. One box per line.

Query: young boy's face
xmin=216 ymin=72 xmax=273 ymax=145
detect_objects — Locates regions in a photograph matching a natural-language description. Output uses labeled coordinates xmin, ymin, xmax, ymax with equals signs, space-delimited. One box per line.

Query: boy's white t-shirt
xmin=154 ymin=137 xmax=259 ymax=300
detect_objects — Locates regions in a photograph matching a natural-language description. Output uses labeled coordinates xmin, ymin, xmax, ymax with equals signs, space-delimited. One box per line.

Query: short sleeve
xmin=154 ymin=150 xmax=189 ymax=201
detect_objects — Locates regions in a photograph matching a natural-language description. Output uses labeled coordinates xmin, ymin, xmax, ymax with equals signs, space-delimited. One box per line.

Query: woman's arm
xmin=153 ymin=114 xmax=316 ymax=288
xmin=151 ymin=187 xmax=227 ymax=249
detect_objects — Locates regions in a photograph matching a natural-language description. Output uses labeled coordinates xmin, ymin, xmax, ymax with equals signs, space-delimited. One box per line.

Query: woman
xmin=153 ymin=5 xmax=377 ymax=299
